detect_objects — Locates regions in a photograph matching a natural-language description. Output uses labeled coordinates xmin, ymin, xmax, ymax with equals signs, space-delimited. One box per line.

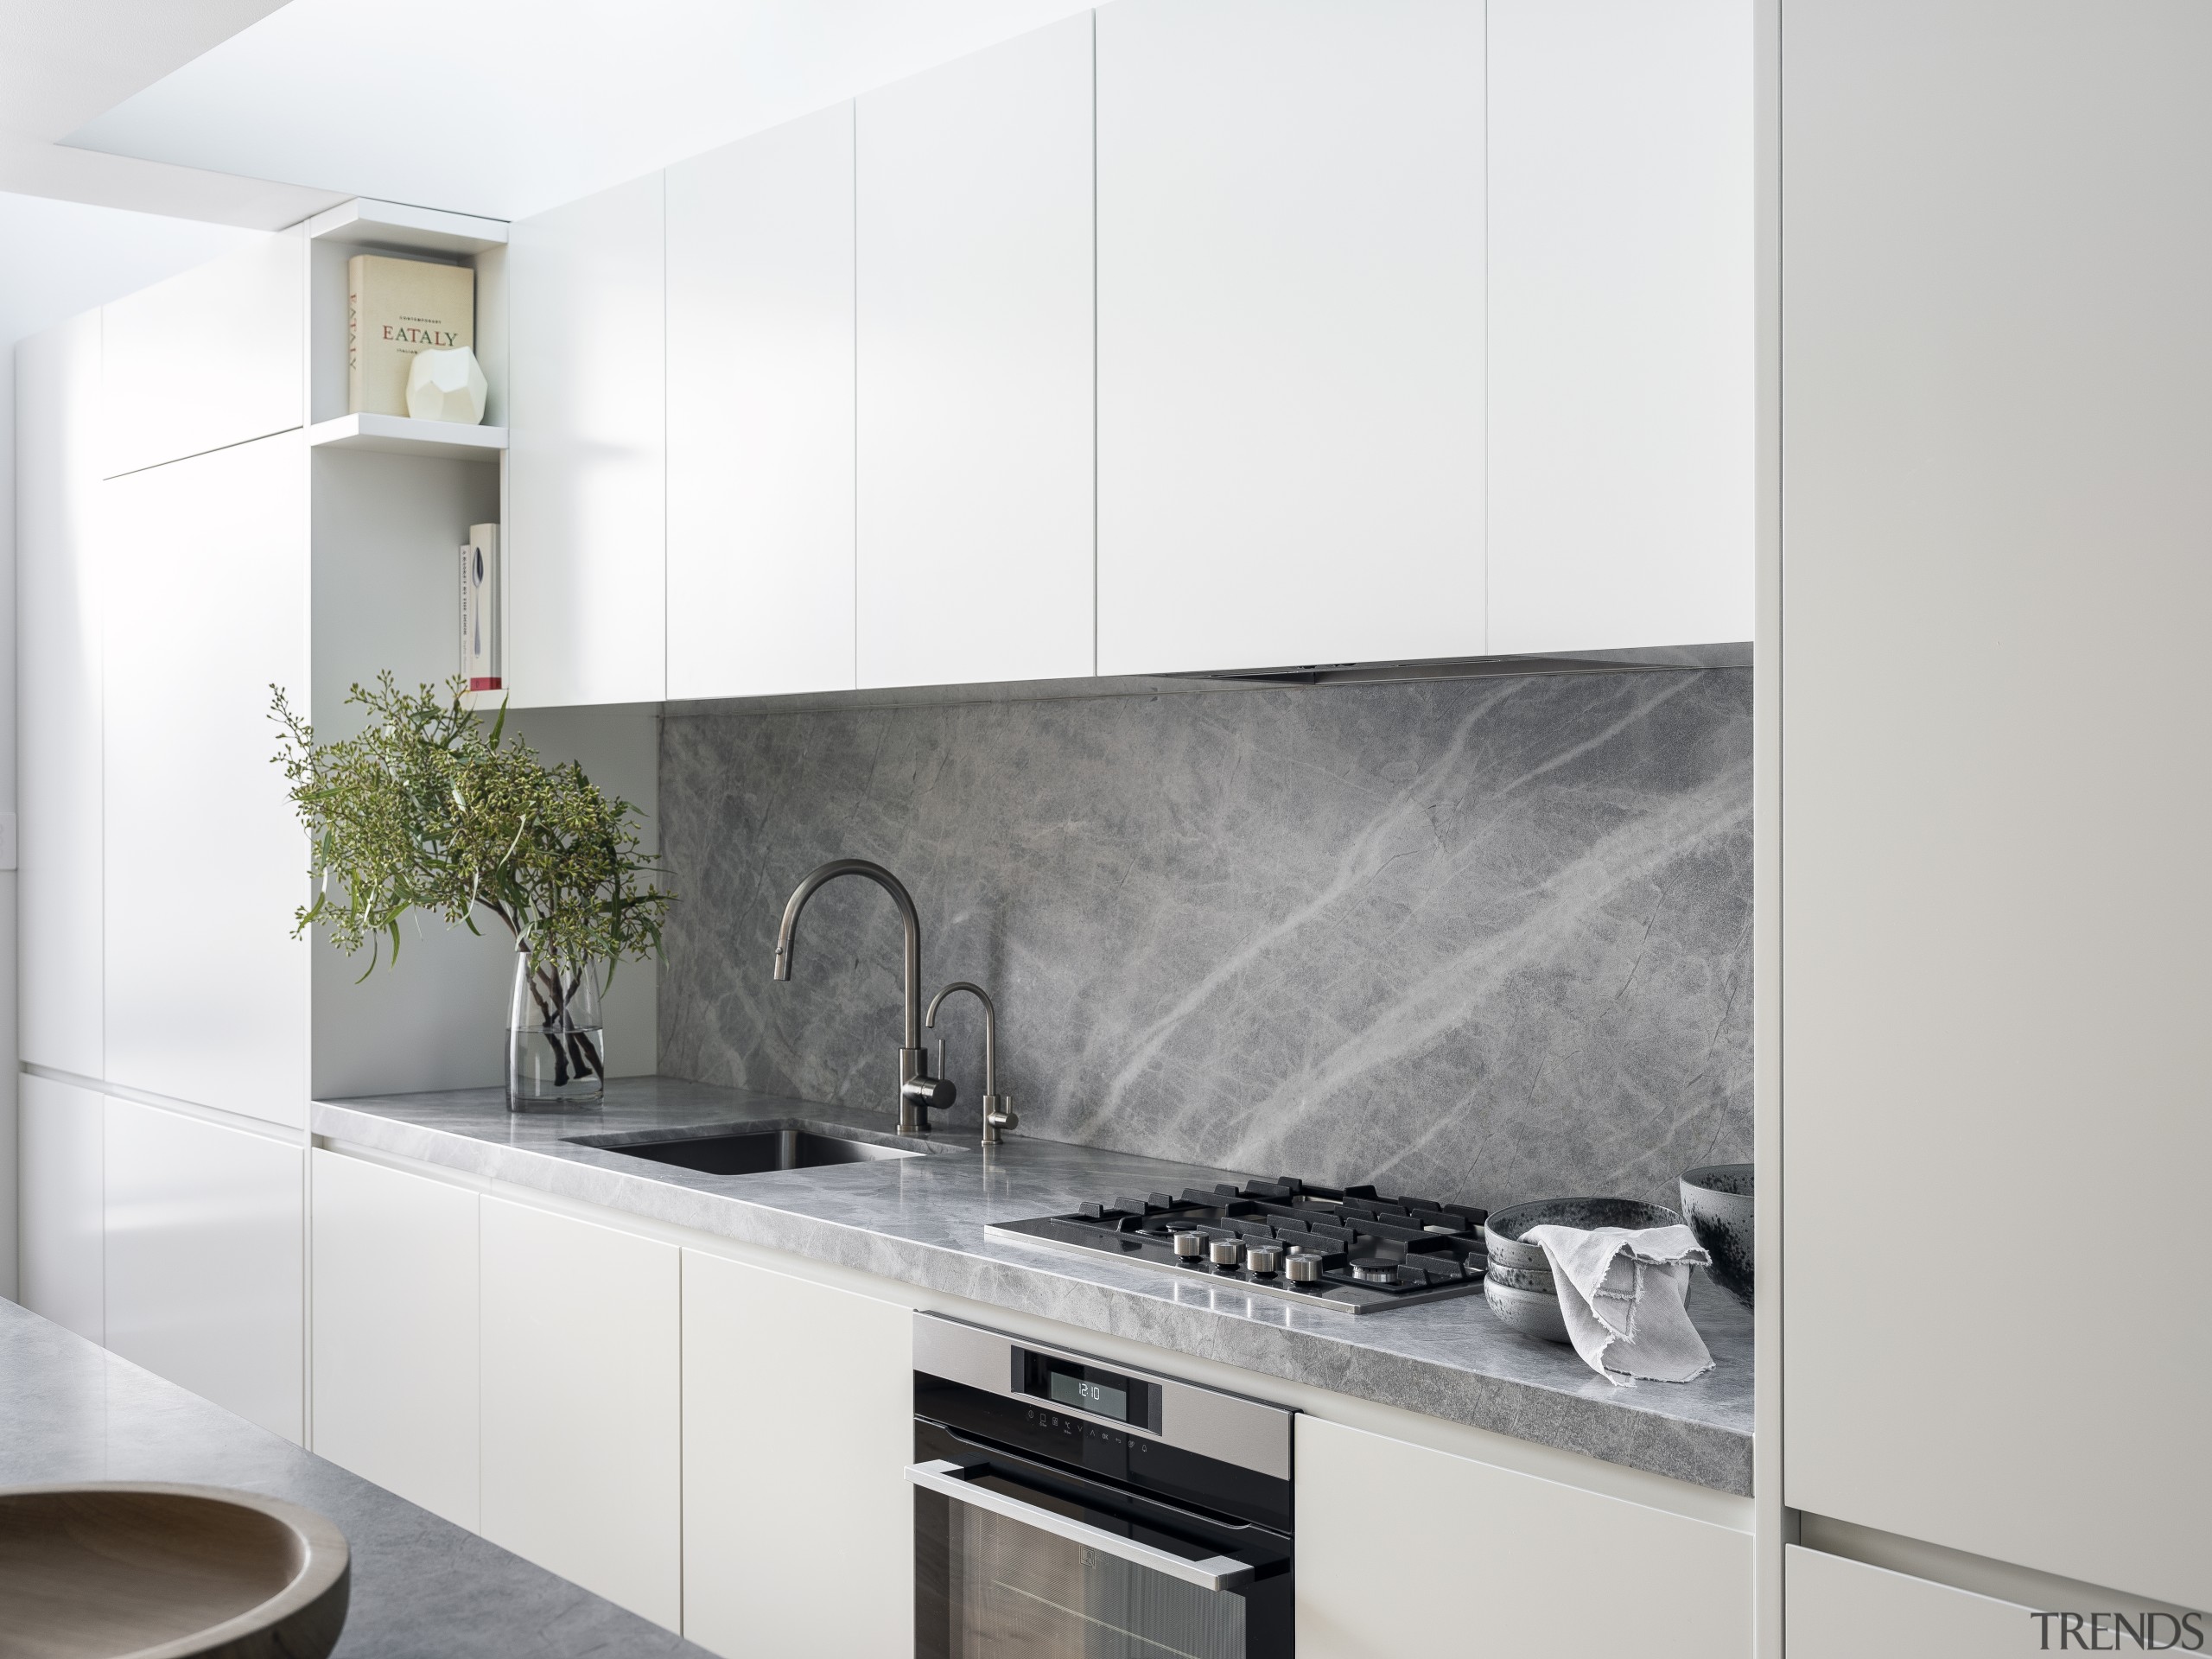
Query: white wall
xmin=4 ymin=189 xmax=262 ymax=1299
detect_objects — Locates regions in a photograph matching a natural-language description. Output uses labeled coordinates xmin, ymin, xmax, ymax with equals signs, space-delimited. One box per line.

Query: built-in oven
xmin=912 ymin=1313 xmax=1296 ymax=1659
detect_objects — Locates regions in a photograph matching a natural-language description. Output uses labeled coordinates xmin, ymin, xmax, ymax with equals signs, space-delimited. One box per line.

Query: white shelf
xmin=307 ymin=413 xmax=506 ymax=461
xmin=303 ymin=197 xmax=508 ymax=257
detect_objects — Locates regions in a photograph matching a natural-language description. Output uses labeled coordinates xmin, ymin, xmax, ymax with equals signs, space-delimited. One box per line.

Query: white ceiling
xmin=60 ymin=0 xmax=1099 ymax=224
xmin=0 ymin=0 xmax=344 ymax=225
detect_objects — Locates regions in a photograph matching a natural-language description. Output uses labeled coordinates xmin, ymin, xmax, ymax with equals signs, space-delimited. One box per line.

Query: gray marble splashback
xmin=658 ymin=669 xmax=1751 ymax=1210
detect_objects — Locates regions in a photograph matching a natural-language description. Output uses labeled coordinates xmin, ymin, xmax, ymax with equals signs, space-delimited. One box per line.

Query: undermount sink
xmin=567 ymin=1122 xmax=956 ymax=1175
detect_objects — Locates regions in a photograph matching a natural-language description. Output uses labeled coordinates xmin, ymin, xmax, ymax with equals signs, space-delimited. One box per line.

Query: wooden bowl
xmin=0 ymin=1482 xmax=349 ymax=1658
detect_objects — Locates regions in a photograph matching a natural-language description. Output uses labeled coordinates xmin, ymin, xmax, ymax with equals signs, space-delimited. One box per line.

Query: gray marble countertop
xmin=314 ymin=1077 xmax=1755 ymax=1496
xmin=0 ymin=1298 xmax=709 ymax=1658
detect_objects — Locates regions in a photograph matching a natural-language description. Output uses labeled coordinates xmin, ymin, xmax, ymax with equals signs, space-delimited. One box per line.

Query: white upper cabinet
xmin=1486 ymin=0 xmax=1755 ymax=655
xmin=1096 ymin=0 xmax=1485 ymax=677
xmin=856 ymin=15 xmax=1096 ymax=689
xmin=16 ymin=312 xmax=105 ymax=1077
xmin=103 ymin=432 xmax=308 ymax=1128
xmin=102 ymin=232 xmax=303 ymax=480
xmin=506 ymin=172 xmax=666 ymax=707
xmin=666 ymin=103 xmax=857 ymax=701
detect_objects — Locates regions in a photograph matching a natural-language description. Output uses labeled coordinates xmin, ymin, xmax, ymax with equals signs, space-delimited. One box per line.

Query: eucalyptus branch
xmin=271 ymin=673 xmax=672 ymax=978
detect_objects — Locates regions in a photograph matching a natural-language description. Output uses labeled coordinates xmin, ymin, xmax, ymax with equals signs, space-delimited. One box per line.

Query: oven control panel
xmin=1015 ymin=1349 xmax=1164 ymax=1433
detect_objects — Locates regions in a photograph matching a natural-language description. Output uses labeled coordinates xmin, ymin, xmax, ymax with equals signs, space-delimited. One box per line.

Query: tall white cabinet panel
xmin=1782 ymin=0 xmax=2212 ymax=1611
xmin=479 ymin=1197 xmax=681 ymax=1630
xmin=1096 ymin=0 xmax=1485 ymax=676
xmin=856 ymin=16 xmax=1095 ymax=689
xmin=666 ymin=104 xmax=857 ymax=701
xmin=1783 ymin=1548 xmax=2031 ymax=1659
xmin=102 ymin=1098 xmax=304 ymax=1442
xmin=18 ymin=1075 xmax=105 ymax=1343
xmin=102 ymin=432 xmax=307 ymax=1128
xmin=309 ymin=1151 xmax=480 ymax=1531
xmin=1295 ymin=1418 xmax=1750 ymax=1657
xmin=101 ymin=232 xmax=302 ymax=479
xmin=1485 ymin=0 xmax=1754 ymax=655
xmin=16 ymin=312 xmax=105 ymax=1076
xmin=681 ymin=1250 xmax=912 ymax=1658
xmin=506 ymin=172 xmax=666 ymax=708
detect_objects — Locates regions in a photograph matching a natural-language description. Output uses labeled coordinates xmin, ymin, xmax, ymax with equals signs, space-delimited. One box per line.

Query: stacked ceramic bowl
xmin=1678 ymin=1163 xmax=1754 ymax=1310
xmin=1481 ymin=1197 xmax=1685 ymax=1345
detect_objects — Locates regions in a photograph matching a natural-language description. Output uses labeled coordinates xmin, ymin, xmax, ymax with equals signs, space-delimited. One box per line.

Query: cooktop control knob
xmin=1171 ymin=1230 xmax=1205 ymax=1260
xmin=1207 ymin=1237 xmax=1243 ymax=1269
xmin=1244 ymin=1244 xmax=1283 ymax=1277
xmin=1284 ymin=1251 xmax=1324 ymax=1285
xmin=1350 ymin=1261 xmax=1402 ymax=1286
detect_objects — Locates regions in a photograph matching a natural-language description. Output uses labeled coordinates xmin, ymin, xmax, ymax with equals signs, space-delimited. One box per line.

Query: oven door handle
xmin=906 ymin=1459 xmax=1257 ymax=1592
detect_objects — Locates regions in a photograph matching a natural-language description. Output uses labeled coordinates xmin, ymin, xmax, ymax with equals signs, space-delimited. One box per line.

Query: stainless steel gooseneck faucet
xmin=926 ymin=982 xmax=1018 ymax=1147
xmin=772 ymin=859 xmax=954 ymax=1135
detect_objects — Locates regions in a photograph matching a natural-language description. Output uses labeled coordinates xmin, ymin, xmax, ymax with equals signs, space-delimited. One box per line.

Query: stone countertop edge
xmin=311 ymin=1078 xmax=1755 ymax=1497
xmin=0 ymin=1300 xmax=710 ymax=1658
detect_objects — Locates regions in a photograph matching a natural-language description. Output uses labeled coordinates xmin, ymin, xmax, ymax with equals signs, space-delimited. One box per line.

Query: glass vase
xmin=508 ymin=944 xmax=606 ymax=1109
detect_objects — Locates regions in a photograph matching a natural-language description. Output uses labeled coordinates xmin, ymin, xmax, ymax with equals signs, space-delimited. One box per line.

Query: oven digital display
xmin=1047 ymin=1365 xmax=1129 ymax=1422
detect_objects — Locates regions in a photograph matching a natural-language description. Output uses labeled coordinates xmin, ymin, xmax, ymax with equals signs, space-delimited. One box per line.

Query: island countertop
xmin=315 ymin=1076 xmax=1753 ymax=1497
xmin=0 ymin=1297 xmax=709 ymax=1658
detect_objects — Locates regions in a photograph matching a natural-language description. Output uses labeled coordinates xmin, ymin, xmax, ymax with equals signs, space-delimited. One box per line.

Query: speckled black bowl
xmin=1679 ymin=1164 xmax=1754 ymax=1310
xmin=1481 ymin=1258 xmax=1557 ymax=1295
xmin=1483 ymin=1275 xmax=1571 ymax=1344
xmin=1483 ymin=1198 xmax=1684 ymax=1272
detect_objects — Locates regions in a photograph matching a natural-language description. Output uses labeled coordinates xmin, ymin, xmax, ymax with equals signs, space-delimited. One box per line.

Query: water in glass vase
xmin=509 ymin=946 xmax=606 ymax=1109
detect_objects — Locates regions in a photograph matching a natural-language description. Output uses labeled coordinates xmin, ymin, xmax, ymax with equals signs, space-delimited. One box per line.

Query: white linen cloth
xmin=1522 ymin=1224 xmax=1714 ymax=1386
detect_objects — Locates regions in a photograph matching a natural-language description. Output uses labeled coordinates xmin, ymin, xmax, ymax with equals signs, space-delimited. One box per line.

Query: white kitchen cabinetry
xmin=666 ymin=103 xmax=856 ymax=701
xmin=1781 ymin=0 xmax=2211 ymax=1611
xmin=1096 ymin=0 xmax=1485 ymax=677
xmin=101 ymin=432 xmax=307 ymax=1128
xmin=856 ymin=16 xmax=1095 ymax=688
xmin=18 ymin=1076 xmax=105 ymax=1343
xmin=506 ymin=171 xmax=666 ymax=707
xmin=101 ymin=232 xmax=303 ymax=479
xmin=1783 ymin=1548 xmax=2033 ymax=1659
xmin=1485 ymin=0 xmax=1753 ymax=655
xmin=16 ymin=311 xmax=105 ymax=1077
xmin=309 ymin=1151 xmax=480 ymax=1531
xmin=102 ymin=1098 xmax=304 ymax=1442
xmin=680 ymin=1250 xmax=912 ymax=1658
xmin=1295 ymin=1417 xmax=1750 ymax=1657
xmin=479 ymin=1197 xmax=682 ymax=1630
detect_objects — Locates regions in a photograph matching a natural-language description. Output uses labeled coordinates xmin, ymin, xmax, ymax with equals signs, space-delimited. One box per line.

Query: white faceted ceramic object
xmin=405 ymin=346 xmax=488 ymax=424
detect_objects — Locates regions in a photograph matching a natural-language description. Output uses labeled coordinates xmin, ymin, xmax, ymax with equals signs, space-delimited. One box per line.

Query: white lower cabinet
xmin=102 ymin=1098 xmax=305 ymax=1443
xmin=309 ymin=1151 xmax=480 ymax=1530
xmin=1784 ymin=1547 xmax=2034 ymax=1659
xmin=478 ymin=1197 xmax=683 ymax=1630
xmin=18 ymin=1075 xmax=105 ymax=1343
xmin=679 ymin=1249 xmax=912 ymax=1658
xmin=1294 ymin=1417 xmax=1751 ymax=1657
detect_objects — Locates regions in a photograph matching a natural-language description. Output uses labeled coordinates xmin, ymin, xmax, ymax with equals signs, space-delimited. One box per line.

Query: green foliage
xmin=270 ymin=674 xmax=672 ymax=984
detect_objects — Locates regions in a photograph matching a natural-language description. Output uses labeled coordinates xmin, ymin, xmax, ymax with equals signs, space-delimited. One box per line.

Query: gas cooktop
xmin=989 ymin=1178 xmax=1490 ymax=1313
